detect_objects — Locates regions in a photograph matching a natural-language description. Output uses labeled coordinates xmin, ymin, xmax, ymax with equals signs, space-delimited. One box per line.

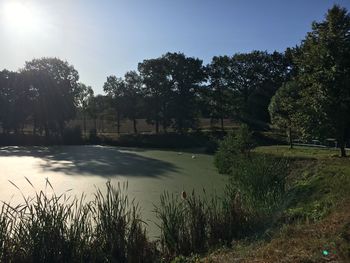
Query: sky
xmin=0 ymin=0 xmax=350 ymax=94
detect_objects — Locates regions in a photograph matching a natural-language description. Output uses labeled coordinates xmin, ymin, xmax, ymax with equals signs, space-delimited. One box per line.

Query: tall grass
xmin=155 ymin=189 xmax=246 ymax=260
xmin=155 ymin=155 xmax=289 ymax=260
xmin=230 ymin=156 xmax=289 ymax=220
xmin=0 ymin=180 xmax=156 ymax=263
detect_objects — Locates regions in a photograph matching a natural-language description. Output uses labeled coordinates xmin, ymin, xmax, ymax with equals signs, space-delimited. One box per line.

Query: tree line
xmin=0 ymin=5 xmax=349 ymax=155
xmin=0 ymin=51 xmax=291 ymax=135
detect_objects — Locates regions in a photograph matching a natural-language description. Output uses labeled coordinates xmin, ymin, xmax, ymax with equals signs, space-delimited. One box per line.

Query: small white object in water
xmin=191 ymin=155 xmax=196 ymax=159
xmin=178 ymin=152 xmax=183 ymax=155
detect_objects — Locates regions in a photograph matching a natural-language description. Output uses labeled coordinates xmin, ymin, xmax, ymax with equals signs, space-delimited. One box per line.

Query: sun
xmin=3 ymin=1 xmax=41 ymax=34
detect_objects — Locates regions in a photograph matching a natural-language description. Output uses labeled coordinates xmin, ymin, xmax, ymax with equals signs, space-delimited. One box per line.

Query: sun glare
xmin=3 ymin=1 xmax=42 ymax=34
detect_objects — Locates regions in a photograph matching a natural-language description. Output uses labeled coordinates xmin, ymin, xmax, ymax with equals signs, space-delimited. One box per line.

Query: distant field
xmin=5 ymin=118 xmax=239 ymax=135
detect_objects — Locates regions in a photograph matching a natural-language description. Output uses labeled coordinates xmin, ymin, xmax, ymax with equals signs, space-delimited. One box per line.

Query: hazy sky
xmin=0 ymin=0 xmax=349 ymax=94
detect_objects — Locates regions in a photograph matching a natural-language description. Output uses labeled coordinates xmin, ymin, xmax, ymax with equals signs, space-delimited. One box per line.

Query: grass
xmin=0 ymin=181 xmax=157 ymax=263
xmin=201 ymin=145 xmax=350 ymax=263
xmin=255 ymin=145 xmax=346 ymax=159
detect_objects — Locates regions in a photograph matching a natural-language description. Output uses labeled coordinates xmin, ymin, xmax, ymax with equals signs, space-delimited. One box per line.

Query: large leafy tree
xmin=21 ymin=58 xmax=80 ymax=137
xmin=103 ymin=75 xmax=126 ymax=134
xmin=162 ymin=52 xmax=205 ymax=132
xmin=206 ymin=56 xmax=236 ymax=130
xmin=0 ymin=70 xmax=33 ymax=134
xmin=230 ymin=51 xmax=290 ymax=124
xmin=76 ymin=83 xmax=94 ymax=135
xmin=269 ymin=81 xmax=302 ymax=148
xmin=139 ymin=53 xmax=205 ymax=133
xmin=138 ymin=57 xmax=172 ymax=133
xmin=295 ymin=5 xmax=350 ymax=157
xmin=123 ymin=71 xmax=143 ymax=133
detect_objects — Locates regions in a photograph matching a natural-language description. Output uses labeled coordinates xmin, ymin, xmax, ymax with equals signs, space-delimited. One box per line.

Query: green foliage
xmin=214 ymin=124 xmax=254 ymax=174
xmin=294 ymin=5 xmax=350 ymax=156
xmin=23 ymin=58 xmax=80 ymax=137
xmin=138 ymin=52 xmax=205 ymax=133
xmin=269 ymin=80 xmax=302 ymax=147
xmin=230 ymin=156 xmax=288 ymax=217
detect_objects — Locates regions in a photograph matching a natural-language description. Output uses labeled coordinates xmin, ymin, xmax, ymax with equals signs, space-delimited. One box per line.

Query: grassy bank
xmin=201 ymin=145 xmax=350 ymax=263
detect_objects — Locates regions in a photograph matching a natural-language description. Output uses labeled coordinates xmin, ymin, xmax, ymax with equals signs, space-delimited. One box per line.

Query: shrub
xmin=214 ymin=124 xmax=255 ymax=174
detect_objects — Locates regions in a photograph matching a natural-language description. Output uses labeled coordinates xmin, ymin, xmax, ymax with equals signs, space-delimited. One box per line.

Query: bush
xmin=214 ymin=124 xmax=254 ymax=174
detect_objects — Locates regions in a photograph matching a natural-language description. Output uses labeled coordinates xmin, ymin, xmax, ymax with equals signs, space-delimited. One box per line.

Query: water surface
xmin=0 ymin=145 xmax=226 ymax=238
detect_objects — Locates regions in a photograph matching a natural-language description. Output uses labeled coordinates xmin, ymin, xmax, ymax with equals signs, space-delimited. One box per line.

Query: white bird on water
xmin=191 ymin=155 xmax=196 ymax=159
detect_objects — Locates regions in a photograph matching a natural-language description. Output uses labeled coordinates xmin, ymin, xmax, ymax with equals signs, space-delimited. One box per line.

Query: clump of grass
xmin=0 ymin=180 xmax=156 ymax=263
xmin=231 ymin=156 xmax=288 ymax=216
xmin=155 ymin=188 xmax=249 ymax=260
xmin=154 ymin=192 xmax=189 ymax=258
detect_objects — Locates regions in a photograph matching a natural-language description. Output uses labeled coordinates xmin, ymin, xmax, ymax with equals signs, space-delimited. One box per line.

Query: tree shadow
xmin=0 ymin=145 xmax=179 ymax=178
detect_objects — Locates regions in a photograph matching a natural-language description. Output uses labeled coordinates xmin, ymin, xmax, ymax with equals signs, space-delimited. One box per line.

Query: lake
xmin=0 ymin=145 xmax=226 ymax=238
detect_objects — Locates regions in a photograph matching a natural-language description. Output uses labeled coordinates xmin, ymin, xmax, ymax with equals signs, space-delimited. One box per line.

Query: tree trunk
xmin=133 ymin=118 xmax=137 ymax=134
xmin=338 ymin=129 xmax=347 ymax=157
xmin=220 ymin=117 xmax=224 ymax=131
xmin=340 ymin=146 xmax=346 ymax=157
xmin=339 ymin=139 xmax=347 ymax=157
xmin=116 ymin=112 xmax=120 ymax=135
xmin=288 ymin=126 xmax=293 ymax=149
xmin=44 ymin=124 xmax=49 ymax=139
xmin=155 ymin=119 xmax=159 ymax=134
xmin=33 ymin=119 xmax=37 ymax=135
xmin=83 ymin=113 xmax=86 ymax=136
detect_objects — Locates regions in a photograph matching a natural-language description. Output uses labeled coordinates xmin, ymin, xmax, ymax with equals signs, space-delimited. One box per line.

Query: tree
xmin=138 ymin=57 xmax=172 ymax=133
xmin=123 ymin=71 xmax=143 ymax=133
xmin=269 ymin=81 xmax=302 ymax=148
xmin=162 ymin=52 xmax=205 ymax=133
xmin=295 ymin=5 xmax=350 ymax=157
xmin=21 ymin=58 xmax=80 ymax=137
xmin=139 ymin=53 xmax=205 ymax=133
xmin=103 ymin=76 xmax=126 ymax=134
xmin=0 ymin=70 xmax=32 ymax=134
xmin=230 ymin=51 xmax=290 ymax=124
xmin=76 ymin=83 xmax=94 ymax=135
xmin=206 ymin=56 xmax=235 ymax=130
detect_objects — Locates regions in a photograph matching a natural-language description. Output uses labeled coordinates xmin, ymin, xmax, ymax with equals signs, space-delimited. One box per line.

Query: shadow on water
xmin=0 ymin=145 xmax=178 ymax=178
